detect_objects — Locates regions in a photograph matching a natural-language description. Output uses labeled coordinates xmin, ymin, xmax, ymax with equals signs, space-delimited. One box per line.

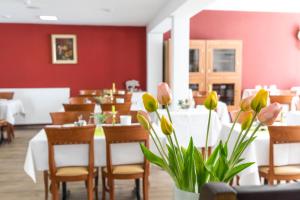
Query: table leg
xmin=62 ymin=182 xmax=67 ymax=200
xmin=135 ymin=179 xmax=141 ymax=200
xmin=0 ymin=127 xmax=4 ymax=144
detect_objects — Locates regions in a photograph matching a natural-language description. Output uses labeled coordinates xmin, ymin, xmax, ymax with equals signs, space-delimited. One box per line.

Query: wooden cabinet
xmin=164 ymin=39 xmax=242 ymax=110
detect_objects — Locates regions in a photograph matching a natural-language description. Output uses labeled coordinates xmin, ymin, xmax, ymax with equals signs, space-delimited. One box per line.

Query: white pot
xmin=174 ymin=187 xmax=200 ymax=200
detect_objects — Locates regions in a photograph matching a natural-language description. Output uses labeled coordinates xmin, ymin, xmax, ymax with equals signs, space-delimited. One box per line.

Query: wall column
xmin=170 ymin=15 xmax=190 ymax=106
xmin=146 ymin=33 xmax=164 ymax=97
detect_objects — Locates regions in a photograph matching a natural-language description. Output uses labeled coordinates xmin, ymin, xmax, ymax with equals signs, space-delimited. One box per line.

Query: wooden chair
xmin=79 ymin=90 xmax=102 ymax=96
xmin=44 ymin=112 xmax=93 ymax=200
xmin=69 ymin=97 xmax=90 ymax=104
xmin=113 ymin=92 xmax=132 ymax=103
xmin=269 ymin=95 xmax=294 ymax=110
xmin=0 ymin=92 xmax=14 ymax=100
xmin=63 ymin=103 xmax=95 ymax=112
xmin=45 ymin=125 xmax=98 ymax=200
xmin=103 ymin=111 xmax=138 ymax=124
xmin=259 ymin=126 xmax=300 ymax=185
xmin=193 ymin=95 xmax=207 ymax=107
xmin=101 ymin=125 xmax=149 ymax=200
xmin=0 ymin=120 xmax=14 ymax=143
xmin=50 ymin=112 xmax=91 ymax=125
xmin=100 ymin=102 xmax=131 ymax=112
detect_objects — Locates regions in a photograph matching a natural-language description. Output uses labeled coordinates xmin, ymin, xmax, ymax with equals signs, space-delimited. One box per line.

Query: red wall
xmin=165 ymin=11 xmax=300 ymax=89
xmin=190 ymin=10 xmax=300 ymax=89
xmin=0 ymin=24 xmax=146 ymax=95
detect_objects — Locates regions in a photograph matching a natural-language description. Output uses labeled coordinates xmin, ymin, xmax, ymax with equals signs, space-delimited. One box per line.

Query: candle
xmin=208 ymin=85 xmax=212 ymax=92
xmin=112 ymin=105 xmax=115 ymax=113
xmin=112 ymin=82 xmax=116 ymax=93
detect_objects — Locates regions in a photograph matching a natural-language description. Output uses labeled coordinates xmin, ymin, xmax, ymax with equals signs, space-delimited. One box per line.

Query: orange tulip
xmin=240 ymin=96 xmax=253 ymax=112
xmin=157 ymin=82 xmax=172 ymax=105
xmin=257 ymin=103 xmax=282 ymax=125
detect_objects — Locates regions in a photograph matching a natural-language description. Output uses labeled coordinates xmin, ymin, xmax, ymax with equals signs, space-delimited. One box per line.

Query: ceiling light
xmin=100 ymin=8 xmax=112 ymax=13
xmin=1 ymin=15 xmax=12 ymax=19
xmin=39 ymin=16 xmax=58 ymax=21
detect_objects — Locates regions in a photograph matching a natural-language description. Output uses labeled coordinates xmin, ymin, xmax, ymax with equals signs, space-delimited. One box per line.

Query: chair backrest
xmin=193 ymin=95 xmax=207 ymax=106
xmin=269 ymin=95 xmax=294 ymax=109
xmin=45 ymin=125 xmax=96 ymax=178
xmin=69 ymin=97 xmax=90 ymax=104
xmin=102 ymin=125 xmax=149 ymax=174
xmin=100 ymin=102 xmax=131 ymax=112
xmin=113 ymin=93 xmax=132 ymax=103
xmin=103 ymin=111 xmax=138 ymax=124
xmin=63 ymin=103 xmax=95 ymax=112
xmin=79 ymin=89 xmax=102 ymax=96
xmin=268 ymin=126 xmax=300 ymax=175
xmin=0 ymin=92 xmax=14 ymax=100
xmin=50 ymin=111 xmax=91 ymax=125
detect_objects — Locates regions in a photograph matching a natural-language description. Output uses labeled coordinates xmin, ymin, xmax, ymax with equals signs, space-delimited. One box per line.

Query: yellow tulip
xmin=240 ymin=96 xmax=253 ymax=112
xmin=160 ymin=115 xmax=173 ymax=136
xmin=142 ymin=93 xmax=158 ymax=112
xmin=241 ymin=112 xmax=253 ymax=131
xmin=204 ymin=91 xmax=218 ymax=110
xmin=250 ymin=89 xmax=268 ymax=113
xmin=137 ymin=112 xmax=150 ymax=131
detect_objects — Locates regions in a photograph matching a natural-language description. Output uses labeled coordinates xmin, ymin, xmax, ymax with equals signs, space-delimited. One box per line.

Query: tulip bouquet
xmin=137 ymin=83 xmax=282 ymax=193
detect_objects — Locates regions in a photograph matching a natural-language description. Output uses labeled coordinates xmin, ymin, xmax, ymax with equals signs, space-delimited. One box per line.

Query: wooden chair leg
xmin=108 ymin=179 xmax=114 ymax=200
xmin=51 ymin=181 xmax=59 ymax=200
xmin=43 ymin=171 xmax=49 ymax=200
xmin=143 ymin=176 xmax=149 ymax=200
xmin=87 ymin=177 xmax=94 ymax=200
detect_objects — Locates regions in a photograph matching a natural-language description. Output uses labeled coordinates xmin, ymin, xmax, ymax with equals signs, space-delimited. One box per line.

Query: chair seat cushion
xmin=103 ymin=164 xmax=144 ymax=175
xmin=56 ymin=166 xmax=97 ymax=177
xmin=259 ymin=165 xmax=300 ymax=176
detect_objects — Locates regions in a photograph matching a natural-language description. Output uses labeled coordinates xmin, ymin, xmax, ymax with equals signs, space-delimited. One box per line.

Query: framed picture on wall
xmin=51 ymin=34 xmax=77 ymax=64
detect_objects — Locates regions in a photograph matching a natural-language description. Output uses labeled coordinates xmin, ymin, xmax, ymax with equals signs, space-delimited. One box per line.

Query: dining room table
xmin=0 ymin=99 xmax=25 ymax=124
xmin=219 ymin=122 xmax=300 ymax=185
xmin=156 ymin=108 xmax=222 ymax=148
xmin=196 ymin=101 xmax=230 ymax=124
xmin=24 ymin=123 xmax=166 ymax=183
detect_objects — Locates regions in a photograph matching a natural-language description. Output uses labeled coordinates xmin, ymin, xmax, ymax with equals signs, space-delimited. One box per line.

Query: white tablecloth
xmin=24 ymin=124 xmax=166 ymax=183
xmin=157 ymin=109 xmax=222 ymax=148
xmin=220 ymin=123 xmax=300 ymax=185
xmin=196 ymin=101 xmax=230 ymax=124
xmin=0 ymin=99 xmax=25 ymax=124
xmin=286 ymin=111 xmax=300 ymax=125
xmin=242 ymin=88 xmax=283 ymax=99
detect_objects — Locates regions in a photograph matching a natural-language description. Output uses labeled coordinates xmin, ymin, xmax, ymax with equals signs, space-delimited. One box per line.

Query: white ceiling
xmin=1 ymin=0 xmax=300 ymax=27
xmin=0 ymin=0 xmax=170 ymax=26
xmin=206 ymin=0 xmax=300 ymax=13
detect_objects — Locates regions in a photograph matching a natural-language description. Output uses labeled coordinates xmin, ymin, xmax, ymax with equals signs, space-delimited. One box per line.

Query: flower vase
xmin=173 ymin=187 xmax=200 ymax=200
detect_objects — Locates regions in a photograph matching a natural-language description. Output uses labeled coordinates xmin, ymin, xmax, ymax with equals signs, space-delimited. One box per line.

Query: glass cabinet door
xmin=189 ymin=49 xmax=200 ymax=72
xmin=206 ymin=40 xmax=242 ymax=75
xmin=212 ymin=83 xmax=235 ymax=105
xmin=189 ymin=40 xmax=206 ymax=92
xmin=212 ymin=49 xmax=236 ymax=72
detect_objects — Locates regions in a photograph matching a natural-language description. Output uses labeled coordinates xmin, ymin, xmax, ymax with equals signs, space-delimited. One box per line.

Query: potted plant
xmin=137 ymin=83 xmax=282 ymax=199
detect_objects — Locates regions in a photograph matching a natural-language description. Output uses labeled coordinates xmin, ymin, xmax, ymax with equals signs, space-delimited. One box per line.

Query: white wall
xmin=0 ymin=88 xmax=70 ymax=125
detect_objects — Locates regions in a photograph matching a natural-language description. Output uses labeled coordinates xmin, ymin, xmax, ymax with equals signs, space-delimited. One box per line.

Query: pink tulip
xmin=257 ymin=103 xmax=282 ymax=125
xmin=157 ymin=82 xmax=172 ymax=105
